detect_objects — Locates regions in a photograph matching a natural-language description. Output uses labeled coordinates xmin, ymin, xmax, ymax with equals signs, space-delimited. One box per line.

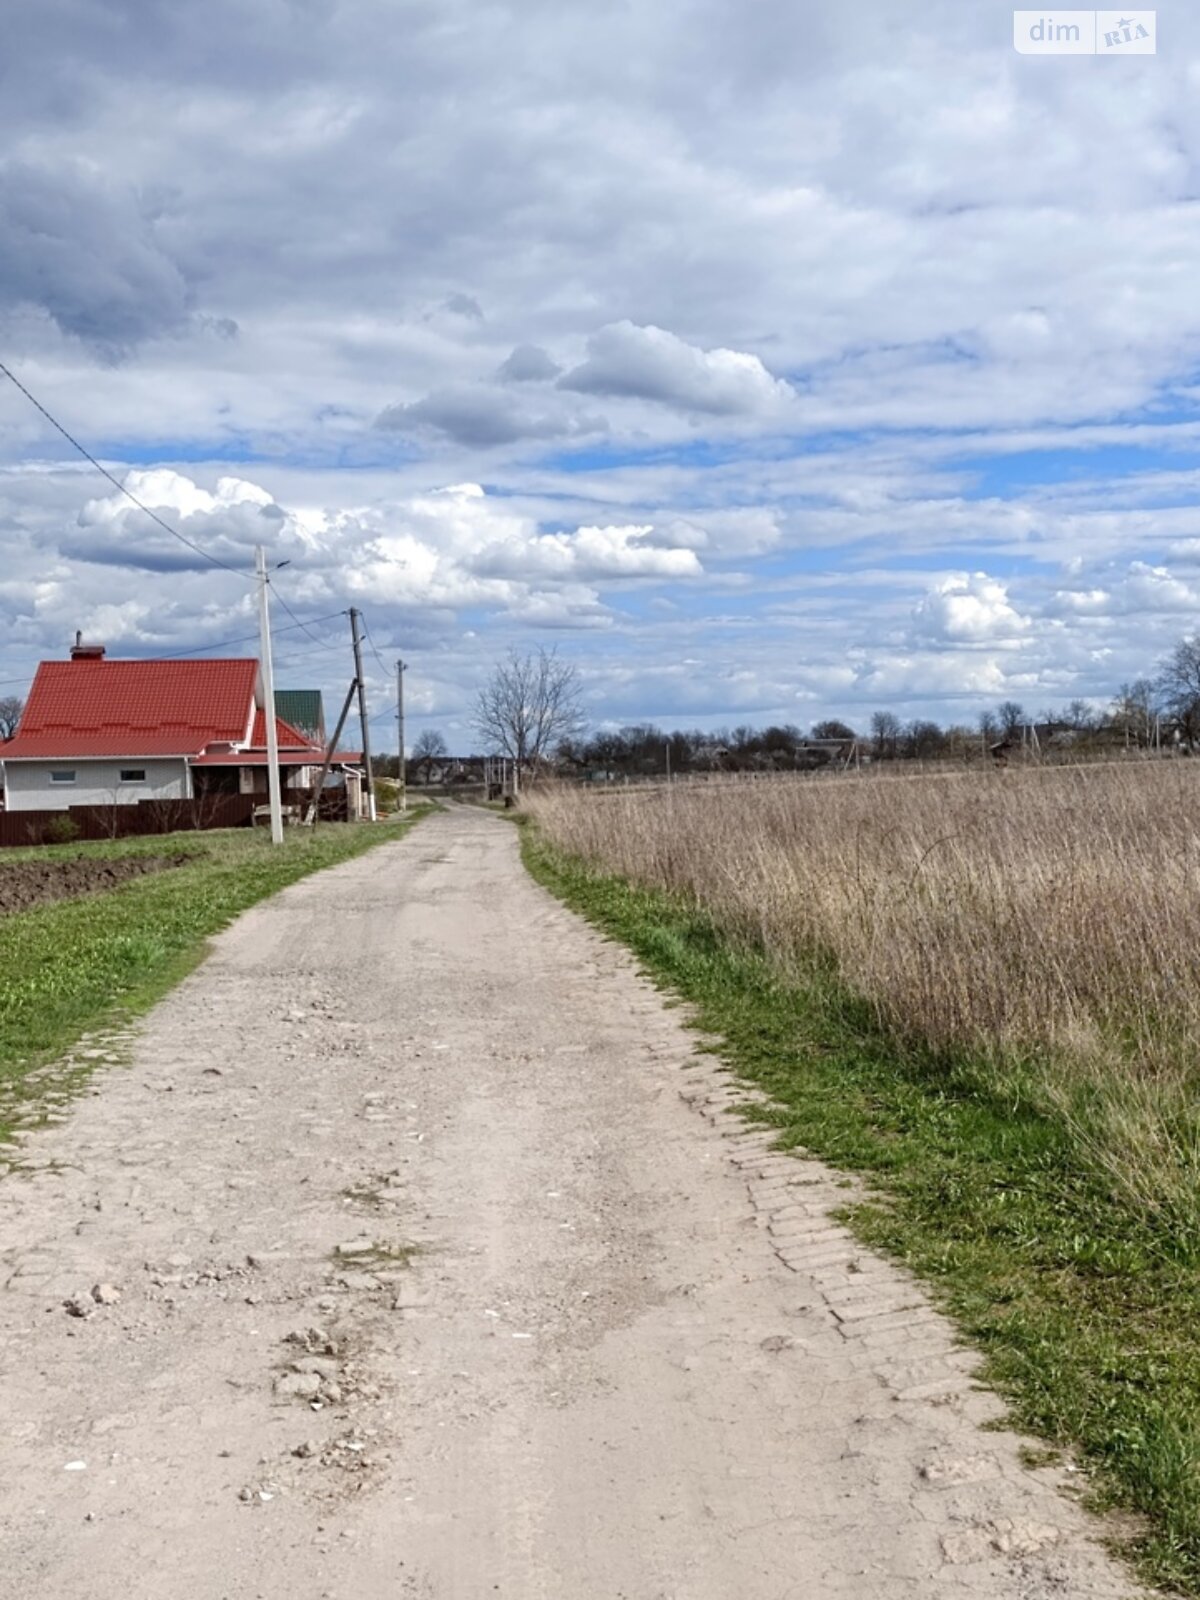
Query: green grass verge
xmin=523 ymin=825 xmax=1200 ymax=1595
xmin=0 ymin=812 xmax=430 ymax=1142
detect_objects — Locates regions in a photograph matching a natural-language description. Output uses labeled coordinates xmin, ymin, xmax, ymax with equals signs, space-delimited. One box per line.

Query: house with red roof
xmin=0 ymin=639 xmax=361 ymax=815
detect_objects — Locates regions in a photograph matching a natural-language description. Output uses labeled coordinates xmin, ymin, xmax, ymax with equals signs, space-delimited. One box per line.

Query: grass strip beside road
xmin=523 ymin=823 xmax=1200 ymax=1596
xmin=0 ymin=813 xmax=428 ymax=1142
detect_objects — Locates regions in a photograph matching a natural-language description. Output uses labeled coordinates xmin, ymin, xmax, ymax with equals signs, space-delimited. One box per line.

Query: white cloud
xmin=911 ymin=573 xmax=1030 ymax=644
xmin=497 ymin=344 xmax=562 ymax=383
xmin=658 ymin=508 xmax=782 ymax=556
xmin=559 ymin=322 xmax=794 ymax=417
xmin=376 ymin=384 xmax=606 ymax=448
xmin=6 ymin=2 xmax=1200 ymax=733
xmin=1046 ymin=587 xmax=1111 ymax=616
xmin=80 ymin=469 xmax=274 ymax=525
xmin=0 ymin=158 xmax=193 ymax=353
xmin=478 ymin=523 xmax=702 ymax=581
xmin=1108 ymin=563 xmax=1200 ymax=616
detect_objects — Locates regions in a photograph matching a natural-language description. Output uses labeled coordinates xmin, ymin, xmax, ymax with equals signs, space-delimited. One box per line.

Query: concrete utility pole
xmin=348 ymin=608 xmax=375 ymax=821
xmin=254 ymin=545 xmax=284 ymax=846
xmin=396 ymin=658 xmax=407 ymax=813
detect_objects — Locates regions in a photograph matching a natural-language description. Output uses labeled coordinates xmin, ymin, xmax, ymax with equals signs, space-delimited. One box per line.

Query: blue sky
xmin=1 ymin=0 xmax=1199 ymax=747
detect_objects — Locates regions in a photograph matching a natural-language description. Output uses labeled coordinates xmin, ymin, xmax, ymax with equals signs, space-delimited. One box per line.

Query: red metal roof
xmin=191 ymin=749 xmax=321 ymax=767
xmin=192 ymin=714 xmax=331 ymax=766
xmin=250 ymin=709 xmax=312 ymax=750
xmin=2 ymin=658 xmax=258 ymax=759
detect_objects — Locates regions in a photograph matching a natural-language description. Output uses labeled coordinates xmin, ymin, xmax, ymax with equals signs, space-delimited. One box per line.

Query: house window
xmin=49 ymin=769 xmax=76 ymax=784
xmin=119 ymin=769 xmax=147 ymax=783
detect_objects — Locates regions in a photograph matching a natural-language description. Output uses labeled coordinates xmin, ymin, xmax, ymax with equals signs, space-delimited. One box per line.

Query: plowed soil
xmin=0 ymin=853 xmax=193 ymax=916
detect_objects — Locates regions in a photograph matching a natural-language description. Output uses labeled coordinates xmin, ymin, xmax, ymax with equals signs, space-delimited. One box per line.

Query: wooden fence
xmin=0 ymin=793 xmax=257 ymax=848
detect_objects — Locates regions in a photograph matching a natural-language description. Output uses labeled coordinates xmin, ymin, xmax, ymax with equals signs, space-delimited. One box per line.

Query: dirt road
xmin=0 ymin=807 xmax=1136 ymax=1598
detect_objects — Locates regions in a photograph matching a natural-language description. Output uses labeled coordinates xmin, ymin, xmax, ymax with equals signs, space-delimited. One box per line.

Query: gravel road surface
xmin=0 ymin=807 xmax=1138 ymax=1598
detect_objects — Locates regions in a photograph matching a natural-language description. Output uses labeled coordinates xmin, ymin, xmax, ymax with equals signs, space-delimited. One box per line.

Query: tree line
xmin=462 ymin=635 xmax=1200 ymax=779
xmin=12 ymin=631 xmax=1192 ymax=778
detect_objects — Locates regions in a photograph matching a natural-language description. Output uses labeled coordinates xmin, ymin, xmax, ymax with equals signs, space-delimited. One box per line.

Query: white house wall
xmin=2 ymin=758 xmax=190 ymax=811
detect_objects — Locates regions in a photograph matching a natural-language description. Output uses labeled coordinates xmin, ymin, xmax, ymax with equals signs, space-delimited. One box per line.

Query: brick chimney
xmin=70 ymin=630 xmax=105 ymax=661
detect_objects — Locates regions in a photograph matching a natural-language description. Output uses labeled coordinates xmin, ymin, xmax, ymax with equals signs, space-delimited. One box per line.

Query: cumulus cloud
xmin=341 ymin=482 xmax=704 ymax=603
xmin=1048 ymin=562 xmax=1200 ymax=619
xmin=497 ymin=344 xmax=562 ymax=383
xmin=478 ymin=523 xmax=703 ymax=581
xmin=440 ymin=293 xmax=484 ymax=321
xmin=1046 ymin=587 xmax=1110 ymax=616
xmin=559 ymin=322 xmax=794 ymax=417
xmin=0 ymin=160 xmax=192 ymax=353
xmin=911 ymin=573 xmax=1030 ymax=644
xmin=375 ymin=384 xmax=606 ymax=448
xmin=854 ymin=652 xmax=1017 ymax=702
xmin=658 ymin=508 xmax=782 ymax=557
xmin=61 ymin=470 xmax=290 ymax=573
xmin=9 ymin=2 xmax=1200 ymax=733
xmin=57 ymin=467 xmax=297 ymax=576
xmin=7 ymin=470 xmax=709 ymax=671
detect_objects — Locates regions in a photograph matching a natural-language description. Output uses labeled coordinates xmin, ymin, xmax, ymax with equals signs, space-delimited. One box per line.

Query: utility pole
xmin=305 ymin=679 xmax=358 ymax=826
xmin=396 ymin=659 xmax=407 ymax=813
xmin=348 ymin=608 xmax=375 ymax=821
xmin=254 ymin=546 xmax=284 ymax=846
xmin=665 ymin=740 xmax=671 ymax=783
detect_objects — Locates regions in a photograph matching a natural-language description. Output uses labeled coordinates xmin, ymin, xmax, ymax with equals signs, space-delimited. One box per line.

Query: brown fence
xmin=0 ymin=793 xmax=258 ymax=848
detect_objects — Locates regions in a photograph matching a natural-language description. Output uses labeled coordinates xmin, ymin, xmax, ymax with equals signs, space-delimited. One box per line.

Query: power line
xmin=0 ymin=613 xmax=347 ymax=702
xmin=142 ymin=611 xmax=348 ymax=660
xmin=360 ymin=617 xmax=394 ymax=681
xmin=267 ymin=582 xmax=346 ymax=652
xmin=0 ymin=359 xmax=354 ymax=678
xmin=0 ymin=358 xmax=256 ymax=584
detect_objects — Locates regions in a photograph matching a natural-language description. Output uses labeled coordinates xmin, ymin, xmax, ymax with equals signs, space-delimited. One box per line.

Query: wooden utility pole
xmin=348 ymin=609 xmax=375 ymax=821
xmin=396 ymin=658 xmax=407 ymax=813
xmin=304 ymin=679 xmax=358 ymax=826
xmin=254 ymin=545 xmax=284 ymax=846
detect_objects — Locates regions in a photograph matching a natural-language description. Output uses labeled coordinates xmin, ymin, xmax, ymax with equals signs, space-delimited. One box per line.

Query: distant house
xmin=0 ymin=640 xmax=359 ymax=813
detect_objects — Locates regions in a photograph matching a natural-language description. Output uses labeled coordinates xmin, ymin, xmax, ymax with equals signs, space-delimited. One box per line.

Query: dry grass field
xmin=531 ymin=761 xmax=1200 ymax=1232
xmin=525 ymin=760 xmax=1200 ymax=1586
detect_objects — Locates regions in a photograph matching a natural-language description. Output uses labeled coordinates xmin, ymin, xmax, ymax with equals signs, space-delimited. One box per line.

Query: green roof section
xmin=275 ymin=690 xmax=325 ymax=745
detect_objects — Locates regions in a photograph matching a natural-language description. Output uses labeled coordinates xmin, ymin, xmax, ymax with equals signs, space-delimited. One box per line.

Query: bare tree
xmin=412 ymin=728 xmax=448 ymax=785
xmin=1110 ymin=678 xmax=1160 ymax=748
xmin=1158 ymin=636 xmax=1200 ymax=748
xmin=1064 ymin=698 xmax=1096 ymax=732
xmin=997 ymin=700 xmax=1026 ymax=737
xmin=474 ymin=647 xmax=585 ymax=782
xmin=0 ymin=695 xmax=24 ymax=740
xmin=870 ymin=710 xmax=901 ymax=760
